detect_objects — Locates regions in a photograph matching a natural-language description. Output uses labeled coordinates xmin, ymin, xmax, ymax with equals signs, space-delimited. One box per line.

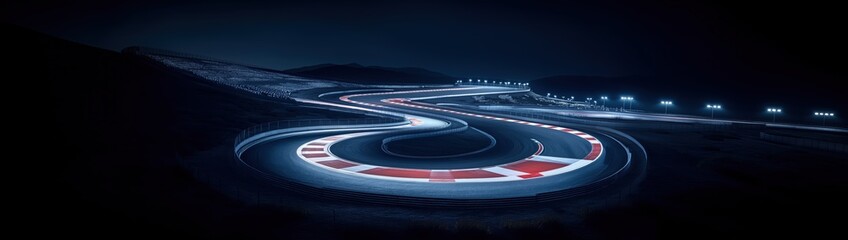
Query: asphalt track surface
xmin=238 ymin=86 xmax=633 ymax=199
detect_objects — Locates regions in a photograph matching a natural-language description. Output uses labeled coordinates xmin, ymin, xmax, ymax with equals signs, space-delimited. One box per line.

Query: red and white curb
xmin=294 ymin=88 xmax=603 ymax=183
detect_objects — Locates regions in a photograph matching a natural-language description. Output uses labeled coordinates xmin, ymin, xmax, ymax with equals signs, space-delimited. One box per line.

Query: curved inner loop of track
xmin=237 ymin=87 xmax=634 ymax=200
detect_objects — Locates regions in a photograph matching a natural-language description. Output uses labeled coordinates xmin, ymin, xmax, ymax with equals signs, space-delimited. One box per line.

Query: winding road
xmin=236 ymin=86 xmax=637 ymax=201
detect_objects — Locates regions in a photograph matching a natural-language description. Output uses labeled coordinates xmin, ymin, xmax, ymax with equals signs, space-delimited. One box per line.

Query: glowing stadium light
xmin=706 ymin=104 xmax=722 ymax=118
xmin=767 ymin=107 xmax=782 ymax=122
xmin=619 ymin=96 xmax=634 ymax=111
xmin=814 ymin=112 xmax=836 ymax=125
xmin=660 ymin=100 xmax=673 ymax=114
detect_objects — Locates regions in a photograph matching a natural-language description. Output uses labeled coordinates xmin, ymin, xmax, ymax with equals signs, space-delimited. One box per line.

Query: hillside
xmin=284 ymin=63 xmax=456 ymax=85
xmin=4 ymin=24 xmax=370 ymax=238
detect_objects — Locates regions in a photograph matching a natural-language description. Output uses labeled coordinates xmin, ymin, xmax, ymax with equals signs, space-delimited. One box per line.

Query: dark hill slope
xmin=4 ymin=24 xmax=366 ymax=238
xmin=284 ymin=63 xmax=455 ymax=85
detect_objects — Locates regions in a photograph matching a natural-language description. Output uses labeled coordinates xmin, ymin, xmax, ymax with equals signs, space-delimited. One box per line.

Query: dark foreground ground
xmin=8 ymin=24 xmax=848 ymax=239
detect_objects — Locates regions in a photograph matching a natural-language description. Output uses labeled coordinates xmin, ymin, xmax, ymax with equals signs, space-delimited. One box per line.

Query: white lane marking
xmin=483 ymin=166 xmax=529 ymax=177
xmin=300 ymin=151 xmax=328 ymax=154
xmin=530 ymin=155 xmax=582 ymax=164
xmin=302 ymin=156 xmax=338 ymax=161
xmin=539 ymin=160 xmax=594 ymax=175
xmin=343 ymin=165 xmax=377 ymax=172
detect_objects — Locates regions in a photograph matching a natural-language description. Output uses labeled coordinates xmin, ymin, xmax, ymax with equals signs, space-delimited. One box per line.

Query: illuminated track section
xmin=293 ymin=88 xmax=602 ymax=182
xmin=235 ymin=86 xmax=638 ymax=204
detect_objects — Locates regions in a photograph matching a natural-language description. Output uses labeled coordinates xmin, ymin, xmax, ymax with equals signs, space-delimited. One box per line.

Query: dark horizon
xmin=4 ymin=1 xmax=846 ymax=82
xmin=4 ymin=1 xmax=846 ymax=124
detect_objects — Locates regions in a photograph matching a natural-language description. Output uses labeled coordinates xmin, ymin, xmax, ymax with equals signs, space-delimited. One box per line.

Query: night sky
xmin=5 ymin=0 xmax=844 ymax=81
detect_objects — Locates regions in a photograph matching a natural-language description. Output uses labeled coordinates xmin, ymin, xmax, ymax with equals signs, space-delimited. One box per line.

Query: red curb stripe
xmin=450 ymin=169 xmax=504 ymax=178
xmin=429 ymin=171 xmax=454 ymax=182
xmin=360 ymin=168 xmax=432 ymax=178
xmin=317 ymin=160 xmax=358 ymax=169
xmin=503 ymin=160 xmax=568 ymax=173
xmin=303 ymin=153 xmax=330 ymax=158
xmin=519 ymin=173 xmax=543 ymax=179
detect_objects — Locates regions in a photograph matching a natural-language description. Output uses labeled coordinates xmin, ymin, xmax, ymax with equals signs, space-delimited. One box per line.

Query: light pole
xmin=661 ymin=101 xmax=672 ymax=114
xmin=601 ymin=96 xmax=608 ymax=108
xmin=814 ymin=112 xmax=835 ymax=126
xmin=620 ymin=97 xmax=633 ymax=111
xmin=706 ymin=104 xmax=721 ymax=118
xmin=620 ymin=97 xmax=626 ymax=111
xmin=767 ymin=108 xmax=782 ymax=123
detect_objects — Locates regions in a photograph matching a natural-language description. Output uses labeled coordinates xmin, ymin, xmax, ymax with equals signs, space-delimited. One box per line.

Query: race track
xmin=236 ymin=86 xmax=640 ymax=203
